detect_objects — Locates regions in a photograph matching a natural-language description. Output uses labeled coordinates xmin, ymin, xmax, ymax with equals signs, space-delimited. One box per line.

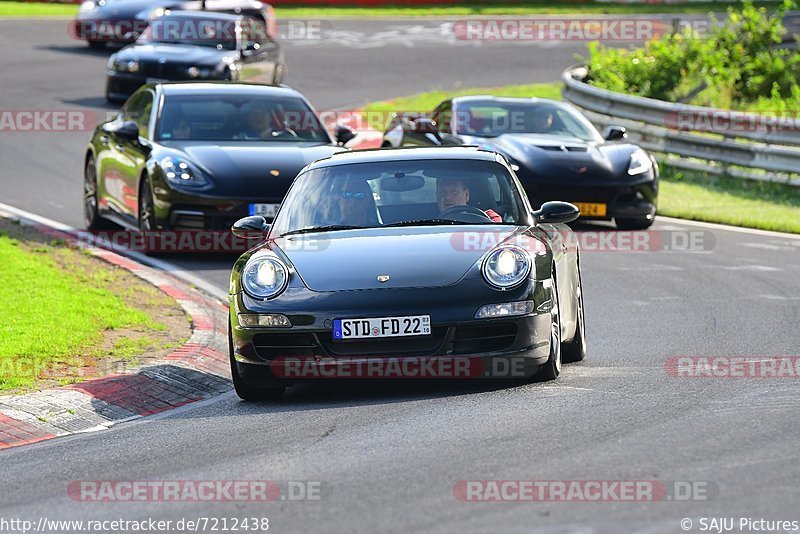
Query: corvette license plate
xmin=333 ymin=315 xmax=431 ymax=340
xmin=249 ymin=203 xmax=280 ymax=218
xmin=573 ymin=202 xmax=607 ymax=217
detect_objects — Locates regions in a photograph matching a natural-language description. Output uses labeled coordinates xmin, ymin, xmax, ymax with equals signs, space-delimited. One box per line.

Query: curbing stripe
xmin=0 ymin=205 xmax=233 ymax=451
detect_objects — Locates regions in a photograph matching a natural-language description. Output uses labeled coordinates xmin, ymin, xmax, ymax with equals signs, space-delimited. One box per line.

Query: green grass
xmin=659 ymin=166 xmax=800 ymax=233
xmin=0 ymin=234 xmax=161 ymax=390
xmin=274 ymin=1 xmax=774 ymax=17
xmin=362 ymin=81 xmax=561 ymax=130
xmin=363 ymin=82 xmax=800 ymax=234
xmin=0 ymin=1 xmax=78 ymax=17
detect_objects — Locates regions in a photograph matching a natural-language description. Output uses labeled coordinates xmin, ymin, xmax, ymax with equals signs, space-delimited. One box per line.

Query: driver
xmin=436 ymin=177 xmax=502 ymax=222
xmin=527 ymin=107 xmax=555 ymax=133
xmin=236 ymin=101 xmax=294 ymax=140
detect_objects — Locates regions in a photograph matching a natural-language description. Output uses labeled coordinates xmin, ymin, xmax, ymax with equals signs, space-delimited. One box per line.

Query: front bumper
xmin=522 ymin=179 xmax=658 ymax=221
xmin=228 ymin=279 xmax=555 ymax=385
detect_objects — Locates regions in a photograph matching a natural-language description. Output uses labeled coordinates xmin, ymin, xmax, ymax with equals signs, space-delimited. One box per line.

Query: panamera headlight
xmin=628 ymin=148 xmax=653 ymax=175
xmin=159 ymin=156 xmax=209 ymax=187
xmin=481 ymin=245 xmax=531 ymax=289
xmin=242 ymin=257 xmax=289 ymax=299
xmin=79 ymin=0 xmax=96 ymax=13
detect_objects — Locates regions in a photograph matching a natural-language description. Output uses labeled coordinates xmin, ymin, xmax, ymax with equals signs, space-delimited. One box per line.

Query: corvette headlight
xmin=628 ymin=148 xmax=653 ymax=175
xmin=242 ymin=257 xmax=289 ymax=300
xmin=110 ymin=58 xmax=140 ymax=73
xmin=481 ymin=245 xmax=531 ymax=289
xmin=79 ymin=0 xmax=96 ymax=13
xmin=159 ymin=157 xmax=209 ymax=187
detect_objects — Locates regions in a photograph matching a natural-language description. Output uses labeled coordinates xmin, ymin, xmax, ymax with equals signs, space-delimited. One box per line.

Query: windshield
xmin=139 ymin=16 xmax=238 ymax=50
xmin=454 ymin=101 xmax=603 ymax=142
xmin=271 ymin=158 xmax=526 ymax=236
xmin=155 ymin=93 xmax=331 ymax=143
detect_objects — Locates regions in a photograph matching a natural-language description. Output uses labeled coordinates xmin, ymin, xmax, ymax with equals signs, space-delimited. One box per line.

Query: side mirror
xmin=115 ymin=120 xmax=141 ymax=140
xmin=412 ymin=118 xmax=439 ymax=134
xmin=603 ymin=126 xmax=627 ymax=141
xmin=335 ymin=125 xmax=356 ymax=146
xmin=241 ymin=42 xmax=260 ymax=56
xmin=232 ymin=215 xmax=270 ymax=238
xmin=533 ymin=201 xmax=580 ymax=224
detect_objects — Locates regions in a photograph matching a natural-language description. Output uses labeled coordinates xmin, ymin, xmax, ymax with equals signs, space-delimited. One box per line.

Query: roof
xmin=157 ymin=82 xmax=300 ymax=97
xmin=452 ymin=95 xmax=560 ymax=105
xmin=155 ymin=10 xmax=244 ymax=22
xmin=308 ymin=146 xmax=500 ymax=169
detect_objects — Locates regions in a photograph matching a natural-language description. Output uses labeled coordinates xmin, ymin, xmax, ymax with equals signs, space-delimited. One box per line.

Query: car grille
xmin=252 ymin=333 xmax=317 ymax=360
xmin=451 ymin=323 xmax=517 ymax=354
xmin=317 ymin=328 xmax=448 ymax=357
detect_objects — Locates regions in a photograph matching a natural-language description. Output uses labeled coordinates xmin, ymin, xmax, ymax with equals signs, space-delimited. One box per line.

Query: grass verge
xmin=0 ymin=1 xmax=78 ymax=17
xmin=0 ymin=219 xmax=190 ymax=392
xmin=363 ymin=82 xmax=800 ymax=234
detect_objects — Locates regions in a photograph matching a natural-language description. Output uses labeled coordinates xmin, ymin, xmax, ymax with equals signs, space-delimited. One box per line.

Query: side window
xmin=122 ymin=90 xmax=153 ymax=138
xmin=432 ymin=101 xmax=452 ymax=134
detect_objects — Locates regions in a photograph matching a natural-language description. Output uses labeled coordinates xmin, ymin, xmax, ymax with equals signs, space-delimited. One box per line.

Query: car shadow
xmin=61 ymin=96 xmax=119 ymax=111
xmin=36 ymin=44 xmax=121 ymax=57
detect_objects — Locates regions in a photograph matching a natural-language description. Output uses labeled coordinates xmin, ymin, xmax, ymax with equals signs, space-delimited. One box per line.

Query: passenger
xmin=336 ymin=177 xmax=378 ymax=226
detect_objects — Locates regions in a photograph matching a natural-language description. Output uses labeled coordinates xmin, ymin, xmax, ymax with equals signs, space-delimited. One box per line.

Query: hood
xmin=160 ymin=141 xmax=342 ymax=197
xmin=471 ymin=134 xmax=641 ymax=185
xmin=115 ymin=43 xmax=231 ymax=66
xmin=275 ymin=226 xmax=525 ymax=292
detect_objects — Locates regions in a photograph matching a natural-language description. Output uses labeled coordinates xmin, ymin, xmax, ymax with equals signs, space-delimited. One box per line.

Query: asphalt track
xmin=1 ymin=17 xmax=799 ymax=534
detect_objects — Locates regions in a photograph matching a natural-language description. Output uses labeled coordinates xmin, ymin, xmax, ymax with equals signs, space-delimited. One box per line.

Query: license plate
xmin=333 ymin=315 xmax=431 ymax=340
xmin=573 ymin=202 xmax=607 ymax=217
xmin=249 ymin=203 xmax=280 ymax=218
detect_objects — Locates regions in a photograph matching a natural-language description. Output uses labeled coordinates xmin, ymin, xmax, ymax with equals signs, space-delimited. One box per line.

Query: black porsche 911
xmin=106 ymin=11 xmax=285 ymax=102
xmin=73 ymin=0 xmax=276 ymax=49
xmin=227 ymin=146 xmax=587 ymax=400
xmin=382 ymin=96 xmax=659 ymax=230
xmin=83 ymin=82 xmax=355 ymax=233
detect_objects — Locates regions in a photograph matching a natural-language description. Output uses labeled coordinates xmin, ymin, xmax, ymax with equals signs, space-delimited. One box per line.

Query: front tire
xmin=87 ymin=40 xmax=106 ymax=50
xmin=562 ymin=267 xmax=586 ymax=363
xmin=84 ymin=155 xmax=111 ymax=230
xmin=538 ymin=269 xmax=562 ymax=381
xmin=229 ymin=325 xmax=286 ymax=401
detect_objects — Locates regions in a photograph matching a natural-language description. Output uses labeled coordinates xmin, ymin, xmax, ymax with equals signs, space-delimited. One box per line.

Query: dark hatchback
xmin=83 ymin=82 xmax=354 ymax=234
xmin=106 ymin=11 xmax=285 ymax=102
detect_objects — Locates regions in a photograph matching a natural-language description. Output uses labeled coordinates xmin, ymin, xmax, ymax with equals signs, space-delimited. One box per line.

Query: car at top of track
xmin=105 ymin=11 xmax=286 ymax=102
xmin=83 ymin=81 xmax=356 ymax=234
xmin=227 ymin=146 xmax=587 ymax=400
xmin=73 ymin=0 xmax=277 ymax=49
xmin=382 ymin=96 xmax=659 ymax=230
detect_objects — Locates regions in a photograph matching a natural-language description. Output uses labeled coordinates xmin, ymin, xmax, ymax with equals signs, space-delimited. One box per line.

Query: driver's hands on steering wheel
xmin=439 ymin=204 xmax=502 ymax=223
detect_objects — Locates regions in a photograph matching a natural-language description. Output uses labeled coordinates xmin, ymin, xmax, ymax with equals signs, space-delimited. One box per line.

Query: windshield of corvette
xmin=139 ymin=16 xmax=239 ymax=50
xmin=271 ymin=158 xmax=527 ymax=236
xmin=454 ymin=101 xmax=603 ymax=142
xmin=155 ymin=93 xmax=331 ymax=143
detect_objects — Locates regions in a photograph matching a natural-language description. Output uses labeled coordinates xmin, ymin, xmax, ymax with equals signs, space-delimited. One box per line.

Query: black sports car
xmin=83 ymin=82 xmax=354 ymax=234
xmin=227 ymin=146 xmax=587 ymax=400
xmin=382 ymin=96 xmax=659 ymax=230
xmin=106 ymin=11 xmax=285 ymax=102
xmin=73 ymin=0 xmax=276 ymax=49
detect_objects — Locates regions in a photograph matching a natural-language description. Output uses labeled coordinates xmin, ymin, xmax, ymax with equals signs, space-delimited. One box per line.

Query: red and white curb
xmin=0 ymin=204 xmax=231 ymax=450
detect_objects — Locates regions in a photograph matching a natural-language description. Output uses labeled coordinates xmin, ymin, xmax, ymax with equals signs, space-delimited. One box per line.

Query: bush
xmin=584 ymin=0 xmax=800 ymax=111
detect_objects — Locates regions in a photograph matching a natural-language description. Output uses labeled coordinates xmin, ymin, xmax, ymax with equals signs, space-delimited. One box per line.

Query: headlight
xmin=79 ymin=0 xmax=96 ymax=13
xmin=628 ymin=148 xmax=653 ymax=175
xmin=110 ymin=58 xmax=140 ymax=73
xmin=242 ymin=256 xmax=289 ymax=300
xmin=159 ymin=157 xmax=209 ymax=187
xmin=481 ymin=245 xmax=531 ymax=289
xmin=187 ymin=66 xmax=214 ymax=79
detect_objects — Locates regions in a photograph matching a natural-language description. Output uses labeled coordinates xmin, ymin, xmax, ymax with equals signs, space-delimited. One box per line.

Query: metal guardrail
xmin=561 ymin=65 xmax=800 ymax=185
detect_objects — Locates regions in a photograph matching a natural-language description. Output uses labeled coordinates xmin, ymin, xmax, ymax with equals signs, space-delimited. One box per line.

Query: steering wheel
xmin=439 ymin=204 xmax=493 ymax=222
xmin=271 ymin=128 xmax=299 ymax=139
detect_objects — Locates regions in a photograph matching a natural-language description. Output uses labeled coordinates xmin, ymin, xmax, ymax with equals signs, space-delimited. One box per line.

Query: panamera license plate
xmin=249 ymin=203 xmax=280 ymax=218
xmin=333 ymin=315 xmax=431 ymax=340
xmin=574 ymin=202 xmax=607 ymax=217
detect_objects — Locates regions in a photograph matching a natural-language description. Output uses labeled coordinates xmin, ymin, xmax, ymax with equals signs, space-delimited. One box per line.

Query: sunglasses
xmin=341 ymin=191 xmax=367 ymax=200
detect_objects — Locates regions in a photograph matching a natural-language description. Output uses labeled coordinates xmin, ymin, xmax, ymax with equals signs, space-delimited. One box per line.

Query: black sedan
xmin=382 ymin=96 xmax=659 ymax=230
xmin=73 ymin=0 xmax=276 ymax=49
xmin=83 ymin=82 xmax=355 ymax=233
xmin=106 ymin=11 xmax=285 ymax=102
xmin=227 ymin=146 xmax=587 ymax=400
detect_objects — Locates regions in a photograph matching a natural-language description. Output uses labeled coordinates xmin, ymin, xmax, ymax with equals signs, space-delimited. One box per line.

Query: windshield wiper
xmin=279 ymin=225 xmax=366 ymax=237
xmin=381 ymin=218 xmax=462 ymax=227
